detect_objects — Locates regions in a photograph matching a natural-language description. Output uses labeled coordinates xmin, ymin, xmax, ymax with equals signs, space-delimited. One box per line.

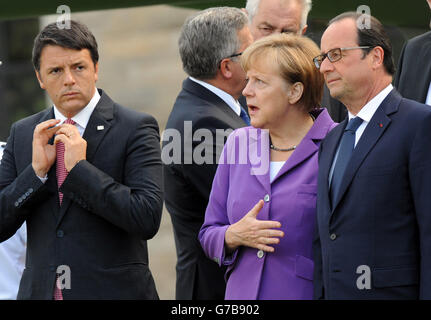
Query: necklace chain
xmin=269 ymin=113 xmax=315 ymax=152
xmin=270 ymin=144 xmax=296 ymax=152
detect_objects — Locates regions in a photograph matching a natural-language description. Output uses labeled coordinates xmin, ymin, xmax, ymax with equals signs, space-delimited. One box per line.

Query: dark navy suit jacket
xmin=0 ymin=89 xmax=163 ymax=299
xmin=395 ymin=30 xmax=431 ymax=104
xmin=314 ymin=89 xmax=431 ymax=299
xmin=163 ymin=78 xmax=246 ymax=299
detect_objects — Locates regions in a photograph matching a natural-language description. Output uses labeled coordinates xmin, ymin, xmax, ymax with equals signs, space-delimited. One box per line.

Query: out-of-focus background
xmin=0 ymin=1 xmax=430 ymax=299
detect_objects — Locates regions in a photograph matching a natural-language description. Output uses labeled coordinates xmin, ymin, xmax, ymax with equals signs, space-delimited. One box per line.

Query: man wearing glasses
xmin=163 ymin=7 xmax=253 ymax=300
xmin=313 ymin=12 xmax=431 ymax=299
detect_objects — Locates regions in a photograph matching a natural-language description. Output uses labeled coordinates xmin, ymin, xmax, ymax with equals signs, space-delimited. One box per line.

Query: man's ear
xmin=288 ymin=82 xmax=304 ymax=104
xmin=241 ymin=8 xmax=248 ymax=17
xmin=370 ymin=46 xmax=384 ymax=70
xmin=219 ymin=59 xmax=233 ymax=79
xmin=94 ymin=62 xmax=99 ymax=82
xmin=35 ymin=70 xmax=45 ymax=90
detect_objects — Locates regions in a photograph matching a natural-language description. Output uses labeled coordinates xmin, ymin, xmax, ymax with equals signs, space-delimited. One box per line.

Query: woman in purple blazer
xmin=199 ymin=34 xmax=336 ymax=300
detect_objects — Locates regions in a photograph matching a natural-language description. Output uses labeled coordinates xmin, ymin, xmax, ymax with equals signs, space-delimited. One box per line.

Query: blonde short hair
xmin=241 ymin=33 xmax=324 ymax=111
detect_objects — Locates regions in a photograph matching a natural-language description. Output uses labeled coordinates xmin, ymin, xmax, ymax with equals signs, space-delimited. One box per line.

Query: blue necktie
xmin=240 ymin=106 xmax=251 ymax=126
xmin=330 ymin=117 xmax=363 ymax=207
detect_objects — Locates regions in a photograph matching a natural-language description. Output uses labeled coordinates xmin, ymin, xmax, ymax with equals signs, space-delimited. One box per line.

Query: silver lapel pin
xmin=97 ymin=125 xmax=104 ymax=131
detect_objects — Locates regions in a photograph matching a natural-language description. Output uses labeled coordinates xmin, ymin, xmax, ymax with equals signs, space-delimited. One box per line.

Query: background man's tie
xmin=240 ymin=106 xmax=251 ymax=126
xmin=330 ymin=117 xmax=363 ymax=207
xmin=54 ymin=118 xmax=75 ymax=300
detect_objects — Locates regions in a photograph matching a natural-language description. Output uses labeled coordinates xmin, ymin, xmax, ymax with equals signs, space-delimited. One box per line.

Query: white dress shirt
xmin=270 ymin=161 xmax=285 ymax=183
xmin=348 ymin=84 xmax=393 ymax=147
xmin=425 ymin=81 xmax=431 ymax=106
xmin=329 ymin=84 xmax=393 ymax=185
xmin=38 ymin=89 xmax=101 ymax=183
xmin=0 ymin=144 xmax=27 ymax=300
xmin=53 ymin=88 xmax=101 ymax=136
xmin=189 ymin=77 xmax=242 ymax=116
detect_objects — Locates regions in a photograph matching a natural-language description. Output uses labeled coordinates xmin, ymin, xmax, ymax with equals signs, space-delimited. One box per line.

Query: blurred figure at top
xmin=244 ymin=0 xmax=347 ymax=123
xmin=245 ymin=0 xmax=310 ymax=39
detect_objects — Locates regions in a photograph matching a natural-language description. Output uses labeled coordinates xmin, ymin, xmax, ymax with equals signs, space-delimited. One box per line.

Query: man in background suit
xmin=163 ymin=7 xmax=253 ymax=300
xmin=394 ymin=0 xmax=431 ymax=104
xmin=313 ymin=12 xmax=431 ymax=299
xmin=244 ymin=0 xmax=347 ymax=122
xmin=0 ymin=20 xmax=163 ymax=299
xmin=0 ymin=142 xmax=26 ymax=300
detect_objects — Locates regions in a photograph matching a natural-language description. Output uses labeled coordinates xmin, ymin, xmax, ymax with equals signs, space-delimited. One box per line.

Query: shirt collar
xmin=348 ymin=84 xmax=393 ymax=122
xmin=53 ymin=88 xmax=100 ymax=130
xmin=189 ymin=77 xmax=241 ymax=116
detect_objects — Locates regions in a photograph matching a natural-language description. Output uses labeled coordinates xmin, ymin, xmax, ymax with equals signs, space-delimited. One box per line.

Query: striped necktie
xmin=56 ymin=118 xmax=75 ymax=206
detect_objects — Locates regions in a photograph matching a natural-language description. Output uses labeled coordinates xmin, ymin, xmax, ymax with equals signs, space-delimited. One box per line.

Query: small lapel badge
xmin=97 ymin=125 xmax=104 ymax=131
xmin=379 ymin=123 xmax=383 ymax=128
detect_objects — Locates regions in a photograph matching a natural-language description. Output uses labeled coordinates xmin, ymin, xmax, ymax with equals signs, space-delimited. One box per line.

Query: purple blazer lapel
xmin=247 ymin=128 xmax=271 ymax=194
xmin=272 ymin=109 xmax=335 ymax=183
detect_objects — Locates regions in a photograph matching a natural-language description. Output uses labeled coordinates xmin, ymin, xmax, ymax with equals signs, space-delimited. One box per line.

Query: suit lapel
xmin=271 ymin=133 xmax=319 ymax=184
xmin=56 ymin=89 xmax=113 ymax=227
xmin=271 ymin=109 xmax=335 ymax=183
xmin=183 ymin=78 xmax=246 ymax=128
xmin=418 ymin=40 xmax=431 ymax=103
xmin=82 ymin=104 xmax=112 ymax=163
xmin=248 ymin=128 xmax=271 ymax=195
xmin=330 ymin=90 xmax=400 ymax=214
xmin=318 ymin=121 xmax=345 ymax=220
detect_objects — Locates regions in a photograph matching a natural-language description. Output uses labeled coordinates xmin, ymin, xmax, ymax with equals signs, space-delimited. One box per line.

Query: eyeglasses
xmin=218 ymin=52 xmax=243 ymax=68
xmin=313 ymin=46 xmax=373 ymax=69
xmin=226 ymin=52 xmax=243 ymax=59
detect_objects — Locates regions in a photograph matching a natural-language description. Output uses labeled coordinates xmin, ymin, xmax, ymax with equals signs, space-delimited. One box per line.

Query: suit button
xmin=28 ymin=188 xmax=33 ymax=193
xmin=57 ymin=230 xmax=64 ymax=238
xmin=264 ymin=194 xmax=270 ymax=202
xmin=330 ymin=233 xmax=337 ymax=240
xmin=257 ymin=250 xmax=264 ymax=258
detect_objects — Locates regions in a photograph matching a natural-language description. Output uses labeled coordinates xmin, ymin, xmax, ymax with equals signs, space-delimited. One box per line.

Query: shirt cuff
xmin=37 ymin=174 xmax=48 ymax=184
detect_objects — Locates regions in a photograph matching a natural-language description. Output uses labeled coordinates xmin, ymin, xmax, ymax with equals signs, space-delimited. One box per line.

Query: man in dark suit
xmin=162 ymin=7 xmax=253 ymax=300
xmin=0 ymin=21 xmax=163 ymax=299
xmin=313 ymin=12 xmax=431 ymax=299
xmin=394 ymin=1 xmax=431 ymax=104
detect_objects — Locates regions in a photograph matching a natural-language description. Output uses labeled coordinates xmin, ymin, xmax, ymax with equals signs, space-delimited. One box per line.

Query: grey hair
xmin=245 ymin=0 xmax=312 ymax=32
xmin=179 ymin=7 xmax=248 ymax=80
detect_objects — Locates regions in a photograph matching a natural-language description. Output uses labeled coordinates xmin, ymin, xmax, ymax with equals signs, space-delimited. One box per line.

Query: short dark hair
xmin=329 ymin=12 xmax=395 ymax=75
xmin=32 ymin=20 xmax=99 ymax=71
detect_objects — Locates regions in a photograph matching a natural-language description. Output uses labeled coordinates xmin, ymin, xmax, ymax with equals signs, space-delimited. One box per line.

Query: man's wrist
xmin=32 ymin=165 xmax=47 ymax=179
xmin=34 ymin=170 xmax=48 ymax=183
